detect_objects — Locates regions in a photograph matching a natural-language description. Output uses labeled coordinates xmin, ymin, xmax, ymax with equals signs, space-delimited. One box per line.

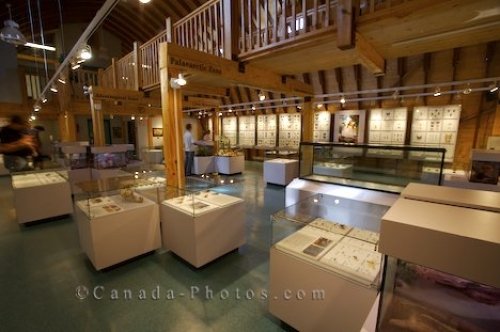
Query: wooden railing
xmin=139 ymin=31 xmax=169 ymax=90
xmin=71 ymin=69 xmax=98 ymax=99
xmin=239 ymin=0 xmax=337 ymax=55
xmin=98 ymin=0 xmax=410 ymax=90
xmin=115 ymin=51 xmax=136 ymax=90
xmin=172 ymin=0 xmax=225 ymax=57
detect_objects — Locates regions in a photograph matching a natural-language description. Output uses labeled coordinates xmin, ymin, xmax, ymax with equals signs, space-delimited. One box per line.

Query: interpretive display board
xmin=368 ymin=108 xmax=407 ymax=145
xmin=238 ymin=115 xmax=256 ymax=147
xmin=410 ymin=105 xmax=461 ymax=162
xmin=222 ymin=116 xmax=237 ymax=146
xmin=334 ymin=110 xmax=366 ymax=143
xmin=279 ymin=113 xmax=301 ymax=148
xmin=313 ymin=111 xmax=331 ymax=142
xmin=257 ymin=114 xmax=277 ymax=147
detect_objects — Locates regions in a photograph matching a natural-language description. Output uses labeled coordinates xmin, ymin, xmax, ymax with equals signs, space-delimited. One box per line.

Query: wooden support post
xmin=302 ymin=97 xmax=314 ymax=142
xmin=133 ymin=42 xmax=141 ymax=91
xmin=160 ymin=42 xmax=185 ymax=188
xmin=492 ymin=104 xmax=500 ymax=136
xmin=166 ymin=18 xmax=172 ymax=43
xmin=111 ymin=58 xmax=118 ymax=89
xmin=355 ymin=33 xmax=385 ymax=75
xmin=223 ymin=0 xmax=240 ymax=60
xmin=212 ymin=110 xmax=220 ymax=153
xmin=57 ymin=112 xmax=77 ymax=142
xmin=337 ymin=0 xmax=354 ymax=50
xmin=89 ymin=89 xmax=106 ymax=146
xmin=147 ymin=117 xmax=153 ymax=148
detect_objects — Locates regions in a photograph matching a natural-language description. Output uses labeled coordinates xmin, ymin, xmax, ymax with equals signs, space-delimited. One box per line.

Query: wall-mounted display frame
xmin=152 ymin=128 xmax=163 ymax=137
xmin=238 ymin=115 xmax=256 ymax=147
xmin=334 ymin=110 xmax=366 ymax=143
xmin=222 ymin=116 xmax=238 ymax=146
xmin=368 ymin=108 xmax=407 ymax=145
xmin=313 ymin=111 xmax=331 ymax=142
xmin=279 ymin=113 xmax=301 ymax=148
xmin=257 ymin=114 xmax=277 ymax=147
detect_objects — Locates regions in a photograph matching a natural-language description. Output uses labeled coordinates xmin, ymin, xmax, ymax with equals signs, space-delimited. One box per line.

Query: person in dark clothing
xmin=0 ymin=115 xmax=35 ymax=171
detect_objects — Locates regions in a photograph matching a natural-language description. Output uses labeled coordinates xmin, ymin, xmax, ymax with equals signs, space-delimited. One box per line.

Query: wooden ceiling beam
xmin=355 ymin=33 xmax=385 ymax=76
xmin=354 ymin=65 xmax=362 ymax=109
xmin=153 ymin=1 xmax=183 ymax=22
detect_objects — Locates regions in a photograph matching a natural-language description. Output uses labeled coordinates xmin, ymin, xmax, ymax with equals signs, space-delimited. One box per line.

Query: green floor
xmin=0 ymin=162 xmax=292 ymax=331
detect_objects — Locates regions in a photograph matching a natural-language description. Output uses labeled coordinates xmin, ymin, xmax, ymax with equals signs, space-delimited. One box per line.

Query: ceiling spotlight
xmin=79 ymin=44 xmax=92 ymax=60
xmin=0 ymin=4 xmax=27 ymax=46
xmin=71 ymin=60 xmax=81 ymax=70
xmin=340 ymin=96 xmax=346 ymax=104
xmin=24 ymin=42 xmax=55 ymax=51
xmin=392 ymin=90 xmax=399 ymax=100
xmin=176 ymin=74 xmax=186 ymax=86
xmin=296 ymin=105 xmax=302 ymax=110
xmin=83 ymin=84 xmax=89 ymax=96
xmin=251 ymin=105 xmax=256 ymax=111
xmin=463 ymin=84 xmax=472 ymax=95
xmin=131 ymin=115 xmax=135 ymax=120
xmin=41 ymin=95 xmax=47 ymax=103
xmin=258 ymin=91 xmax=266 ymax=101
xmin=30 ymin=114 xmax=37 ymax=121
xmin=139 ymin=116 xmax=144 ymax=121
xmin=317 ymin=103 xmax=323 ymax=109
xmin=109 ymin=114 xmax=114 ymax=120
xmin=229 ymin=108 xmax=233 ymax=113
xmin=489 ymin=83 xmax=498 ymax=93
xmin=139 ymin=0 xmax=151 ymax=3
xmin=33 ymin=101 xmax=41 ymax=112
xmin=50 ymin=84 xmax=58 ymax=93
xmin=433 ymin=87 xmax=441 ymax=97
xmin=58 ymin=75 xmax=66 ymax=84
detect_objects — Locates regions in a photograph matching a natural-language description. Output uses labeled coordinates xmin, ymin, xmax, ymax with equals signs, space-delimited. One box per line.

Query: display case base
xmin=193 ymin=156 xmax=216 ymax=174
xmin=13 ymin=177 xmax=73 ymax=224
xmin=75 ymin=196 xmax=161 ymax=270
xmin=264 ymin=158 xmax=299 ymax=185
xmin=160 ymin=200 xmax=245 ymax=268
xmin=215 ymin=155 xmax=244 ymax=174
xmin=269 ymin=247 xmax=378 ymax=332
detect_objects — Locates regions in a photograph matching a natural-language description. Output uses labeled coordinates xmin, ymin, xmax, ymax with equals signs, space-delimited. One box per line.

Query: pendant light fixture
xmin=0 ymin=4 xmax=27 ymax=45
xmin=258 ymin=91 xmax=266 ymax=101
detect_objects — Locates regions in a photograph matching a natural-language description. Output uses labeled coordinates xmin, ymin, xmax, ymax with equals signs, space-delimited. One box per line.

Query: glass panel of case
xmin=299 ymin=143 xmax=446 ymax=193
xmin=271 ymin=194 xmax=390 ymax=289
xmin=91 ymin=146 xmax=128 ymax=169
xmin=10 ymin=168 xmax=69 ymax=188
xmin=377 ymin=257 xmax=500 ymax=331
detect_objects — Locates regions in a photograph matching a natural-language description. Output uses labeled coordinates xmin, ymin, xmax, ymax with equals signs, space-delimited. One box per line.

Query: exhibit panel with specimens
xmin=238 ymin=115 xmax=256 ymax=147
xmin=278 ymin=113 xmax=301 ymax=148
xmin=159 ymin=186 xmax=246 ymax=268
xmin=410 ymin=104 xmax=461 ymax=162
xmin=313 ymin=111 xmax=331 ymax=142
xmin=222 ymin=116 xmax=238 ymax=146
xmin=73 ymin=177 xmax=162 ymax=270
xmin=269 ymin=193 xmax=390 ymax=331
xmin=256 ymin=114 xmax=277 ymax=147
xmin=368 ymin=108 xmax=407 ymax=145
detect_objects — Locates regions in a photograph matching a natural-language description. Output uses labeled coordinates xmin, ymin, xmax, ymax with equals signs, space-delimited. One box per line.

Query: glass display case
xmin=73 ymin=176 xmax=162 ymax=270
xmin=377 ymin=259 xmax=500 ymax=331
xmin=378 ymin=193 xmax=500 ymax=332
xmin=91 ymin=145 xmax=128 ymax=169
xmin=299 ymin=142 xmax=446 ymax=193
xmin=61 ymin=145 xmax=89 ymax=169
xmin=269 ymin=193 xmax=391 ymax=331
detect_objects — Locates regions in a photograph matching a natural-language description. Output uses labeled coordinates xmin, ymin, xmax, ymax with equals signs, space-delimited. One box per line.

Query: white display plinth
xmin=380 ymin=197 xmax=500 ymax=288
xmin=65 ymin=168 xmax=92 ymax=193
xmin=75 ymin=195 xmax=161 ymax=270
xmin=215 ymin=155 xmax=244 ymax=174
xmin=12 ymin=172 xmax=73 ymax=223
xmin=143 ymin=149 xmax=163 ymax=164
xmin=160 ymin=195 xmax=245 ymax=268
xmin=269 ymin=247 xmax=378 ymax=332
xmin=90 ymin=168 xmax=130 ymax=180
xmin=263 ymin=158 xmax=299 ymax=185
xmin=313 ymin=163 xmax=353 ymax=177
xmin=193 ymin=156 xmax=216 ymax=174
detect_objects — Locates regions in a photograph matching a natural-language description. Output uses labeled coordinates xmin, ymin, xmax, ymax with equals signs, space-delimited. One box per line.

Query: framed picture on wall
xmin=112 ymin=127 xmax=122 ymax=139
xmin=333 ymin=110 xmax=366 ymax=143
xmin=152 ymin=128 xmax=163 ymax=137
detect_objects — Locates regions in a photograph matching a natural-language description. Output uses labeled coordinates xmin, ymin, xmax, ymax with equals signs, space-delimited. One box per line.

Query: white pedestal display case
xmin=73 ymin=180 xmax=161 ymax=270
xmin=11 ymin=171 xmax=73 ymax=223
xmin=193 ymin=156 xmax=216 ymax=174
xmin=263 ymin=158 xmax=299 ymax=185
xmin=160 ymin=188 xmax=245 ymax=268
xmin=269 ymin=194 xmax=390 ymax=331
xmin=215 ymin=155 xmax=244 ymax=174
xmin=377 ymin=187 xmax=500 ymax=331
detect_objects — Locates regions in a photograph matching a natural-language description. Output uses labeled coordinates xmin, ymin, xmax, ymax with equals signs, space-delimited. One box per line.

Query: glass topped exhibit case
xmin=73 ymin=177 xmax=161 ymax=270
xmin=269 ymin=193 xmax=390 ymax=331
xmin=299 ymin=142 xmax=446 ymax=193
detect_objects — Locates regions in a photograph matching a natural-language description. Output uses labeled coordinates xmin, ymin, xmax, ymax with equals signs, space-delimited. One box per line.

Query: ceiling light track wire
xmin=36 ymin=0 xmax=49 ymax=83
xmin=38 ymin=0 xmax=121 ymax=103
